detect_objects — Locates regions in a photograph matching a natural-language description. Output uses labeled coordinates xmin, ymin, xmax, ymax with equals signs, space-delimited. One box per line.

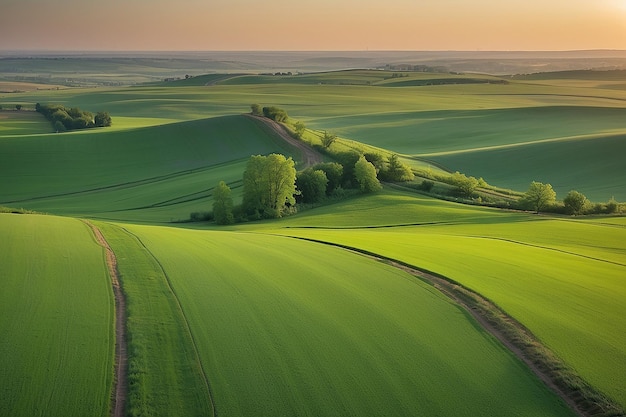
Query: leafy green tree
xmin=384 ymin=154 xmax=415 ymax=182
xmin=262 ymin=106 xmax=288 ymax=122
xmin=522 ymin=181 xmax=556 ymax=213
xmin=334 ymin=151 xmax=361 ymax=187
xmin=312 ymin=162 xmax=343 ymax=194
xmin=450 ymin=171 xmax=479 ymax=197
xmin=364 ymin=152 xmax=385 ymax=173
xmin=296 ymin=169 xmax=328 ymax=203
xmin=243 ymin=154 xmax=297 ymax=218
xmin=54 ymin=120 xmax=66 ymax=133
xmin=15 ymin=104 xmax=22 ymax=111
xmin=321 ymin=131 xmax=337 ymax=148
xmin=294 ymin=121 xmax=306 ymax=138
xmin=354 ymin=156 xmax=382 ymax=193
xmin=563 ymin=190 xmax=588 ymax=215
xmin=213 ymin=181 xmax=234 ymax=224
xmin=94 ymin=111 xmax=112 ymax=127
xmin=251 ymin=104 xmax=262 ymax=116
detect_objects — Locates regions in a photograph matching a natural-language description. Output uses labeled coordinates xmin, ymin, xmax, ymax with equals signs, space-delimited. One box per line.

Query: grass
xmin=0 ymin=214 xmax=113 ymax=417
xmin=0 ymin=115 xmax=304 ymax=222
xmin=0 ymin=110 xmax=52 ymax=135
xmin=124 ymin=223 xmax=575 ymax=417
xmin=266 ymin=190 xmax=626 ymax=408
xmin=95 ymin=222 xmax=214 ymax=416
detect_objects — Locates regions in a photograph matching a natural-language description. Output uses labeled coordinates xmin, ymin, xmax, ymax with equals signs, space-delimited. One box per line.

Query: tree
xmin=364 ymin=152 xmax=385 ymax=173
xmin=384 ymin=154 xmax=415 ymax=182
xmin=522 ymin=181 xmax=556 ymax=213
xmin=450 ymin=171 xmax=479 ymax=197
xmin=243 ymin=154 xmax=297 ymax=218
xmin=94 ymin=111 xmax=112 ymax=127
xmin=251 ymin=104 xmax=262 ymax=116
xmin=213 ymin=181 xmax=234 ymax=224
xmin=54 ymin=120 xmax=66 ymax=133
xmin=294 ymin=121 xmax=306 ymax=138
xmin=262 ymin=106 xmax=288 ymax=122
xmin=312 ymin=162 xmax=343 ymax=194
xmin=321 ymin=131 xmax=337 ymax=148
xmin=15 ymin=104 xmax=22 ymax=111
xmin=563 ymin=190 xmax=588 ymax=215
xmin=354 ymin=156 xmax=382 ymax=193
xmin=296 ymin=169 xmax=328 ymax=203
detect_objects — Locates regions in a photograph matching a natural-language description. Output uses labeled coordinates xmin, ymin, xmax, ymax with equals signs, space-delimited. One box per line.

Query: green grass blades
xmin=0 ymin=214 xmax=113 ymax=417
xmin=125 ymin=224 xmax=575 ymax=417
xmin=95 ymin=222 xmax=214 ymax=416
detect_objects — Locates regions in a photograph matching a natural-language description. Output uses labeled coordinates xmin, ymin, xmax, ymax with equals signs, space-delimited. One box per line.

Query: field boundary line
xmin=466 ymin=235 xmax=626 ymax=267
xmin=281 ymin=235 xmax=624 ymax=417
xmin=120 ymin=227 xmax=217 ymax=417
xmin=83 ymin=221 xmax=127 ymax=417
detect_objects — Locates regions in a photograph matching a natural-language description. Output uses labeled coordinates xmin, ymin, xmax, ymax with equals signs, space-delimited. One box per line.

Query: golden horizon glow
xmin=0 ymin=0 xmax=624 ymax=51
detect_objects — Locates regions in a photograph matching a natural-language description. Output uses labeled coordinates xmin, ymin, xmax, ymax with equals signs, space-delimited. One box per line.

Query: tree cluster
xmin=262 ymin=106 xmax=288 ymax=122
xmin=36 ymin=103 xmax=111 ymax=132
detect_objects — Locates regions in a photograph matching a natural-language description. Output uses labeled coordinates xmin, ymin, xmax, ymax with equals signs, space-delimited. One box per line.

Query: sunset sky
xmin=1 ymin=0 xmax=625 ymax=51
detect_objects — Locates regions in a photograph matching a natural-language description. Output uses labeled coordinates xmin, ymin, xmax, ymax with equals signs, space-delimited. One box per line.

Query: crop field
xmin=0 ymin=214 xmax=113 ymax=416
xmin=119 ymin=223 xmax=575 ymax=417
xmin=0 ymin=110 xmax=52 ymax=135
xmin=3 ymin=69 xmax=625 ymax=200
xmin=0 ymin=115 xmax=305 ymax=221
xmin=1 ymin=61 xmax=625 ymax=415
xmin=268 ymin=190 xmax=626 ymax=407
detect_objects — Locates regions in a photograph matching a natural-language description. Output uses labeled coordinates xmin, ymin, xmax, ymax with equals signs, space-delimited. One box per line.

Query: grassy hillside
xmin=267 ymin=189 xmax=626 ymax=407
xmin=4 ymin=71 xmax=624 ymax=201
xmin=123 ymin=223 xmax=575 ymax=417
xmin=0 ymin=115 xmax=304 ymax=221
xmin=0 ymin=214 xmax=113 ymax=417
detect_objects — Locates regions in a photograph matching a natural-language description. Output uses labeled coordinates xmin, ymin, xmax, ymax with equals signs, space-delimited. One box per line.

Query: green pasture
xmin=429 ymin=130 xmax=626 ymax=201
xmin=0 ymin=115 xmax=303 ymax=221
xmin=0 ymin=214 xmax=113 ymax=417
xmin=123 ymin=223 xmax=574 ymax=417
xmin=266 ymin=193 xmax=626 ymax=408
xmin=96 ymin=223 xmax=214 ymax=416
xmin=0 ymin=110 xmax=52 ymax=135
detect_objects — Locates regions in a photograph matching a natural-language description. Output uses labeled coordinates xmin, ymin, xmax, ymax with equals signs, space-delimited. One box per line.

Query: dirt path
xmin=285 ymin=236 xmax=616 ymax=417
xmin=245 ymin=114 xmax=323 ymax=167
xmin=85 ymin=221 xmax=127 ymax=417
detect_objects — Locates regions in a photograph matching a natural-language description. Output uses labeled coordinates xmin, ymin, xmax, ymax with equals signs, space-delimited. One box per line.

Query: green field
xmin=120 ymin=223 xmax=574 ymax=417
xmin=268 ymin=189 xmax=626 ymax=407
xmin=1 ymin=63 xmax=625 ymax=415
xmin=3 ymin=69 xmax=625 ymax=200
xmin=0 ymin=214 xmax=113 ymax=416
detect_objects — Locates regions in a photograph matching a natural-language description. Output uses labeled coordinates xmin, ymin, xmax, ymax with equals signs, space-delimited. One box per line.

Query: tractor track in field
xmin=85 ymin=221 xmax=127 ymax=417
xmin=284 ymin=235 xmax=624 ymax=417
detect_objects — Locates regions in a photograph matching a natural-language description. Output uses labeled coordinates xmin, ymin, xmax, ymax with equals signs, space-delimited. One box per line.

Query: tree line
xmin=36 ymin=103 xmax=112 ymax=132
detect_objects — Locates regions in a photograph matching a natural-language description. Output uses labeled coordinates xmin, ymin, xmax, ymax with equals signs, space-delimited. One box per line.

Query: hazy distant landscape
xmin=1 ymin=46 xmax=625 ymax=417
xmin=2 ymin=50 xmax=626 ymax=86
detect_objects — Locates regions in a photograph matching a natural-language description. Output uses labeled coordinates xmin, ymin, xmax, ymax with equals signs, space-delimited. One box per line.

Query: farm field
xmin=118 ymin=223 xmax=575 ymax=417
xmin=3 ymin=69 xmax=626 ymax=201
xmin=267 ymin=190 xmax=626 ymax=407
xmin=0 ymin=214 xmax=113 ymax=417
xmin=1 ymin=61 xmax=625 ymax=416
xmin=0 ymin=115 xmax=305 ymax=222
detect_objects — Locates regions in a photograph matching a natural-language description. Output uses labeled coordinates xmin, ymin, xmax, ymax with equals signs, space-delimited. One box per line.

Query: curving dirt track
xmin=85 ymin=221 xmax=127 ymax=417
xmin=245 ymin=114 xmax=323 ymax=167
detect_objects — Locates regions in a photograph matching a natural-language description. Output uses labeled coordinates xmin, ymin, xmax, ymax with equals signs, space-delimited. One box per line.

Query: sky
xmin=1 ymin=0 xmax=625 ymax=51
